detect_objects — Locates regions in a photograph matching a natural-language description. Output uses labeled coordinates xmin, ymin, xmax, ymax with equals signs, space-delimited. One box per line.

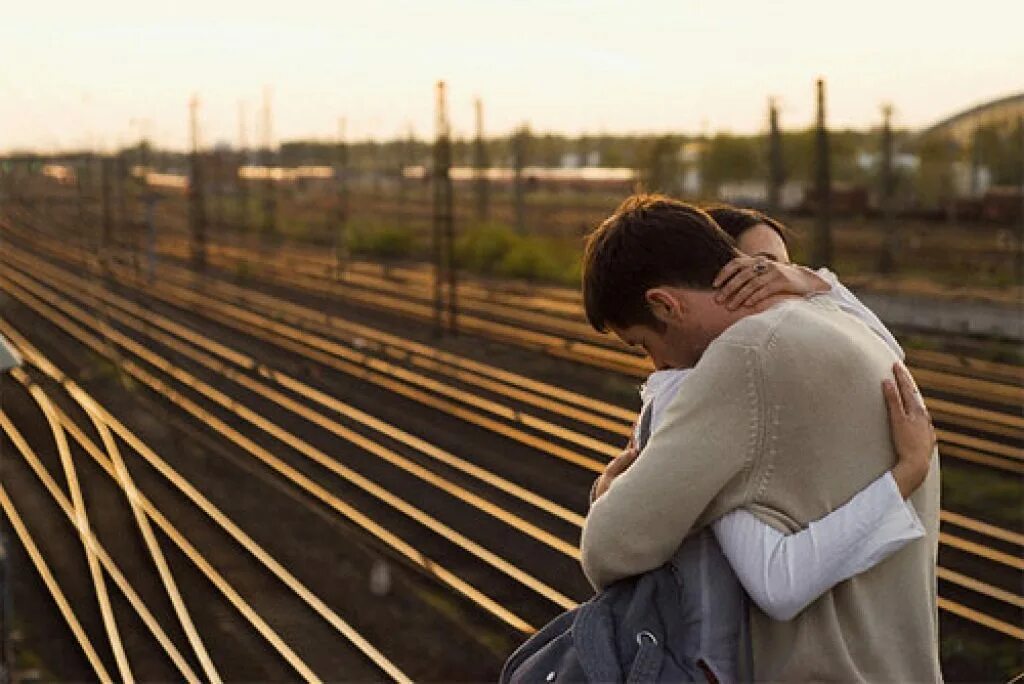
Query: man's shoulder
xmin=705 ymin=298 xmax=819 ymax=357
xmin=698 ymin=297 xmax=887 ymax=381
xmin=718 ymin=297 xmax=870 ymax=352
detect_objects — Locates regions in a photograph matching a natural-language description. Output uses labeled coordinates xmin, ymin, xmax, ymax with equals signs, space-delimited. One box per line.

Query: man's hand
xmin=883 ymin=362 xmax=937 ymax=498
xmin=713 ymin=256 xmax=830 ymax=310
xmin=591 ymin=445 xmax=641 ymax=503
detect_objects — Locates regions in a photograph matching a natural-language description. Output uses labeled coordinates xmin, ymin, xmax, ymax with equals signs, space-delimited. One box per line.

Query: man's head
xmin=703 ymin=204 xmax=792 ymax=263
xmin=582 ymin=194 xmax=741 ymax=369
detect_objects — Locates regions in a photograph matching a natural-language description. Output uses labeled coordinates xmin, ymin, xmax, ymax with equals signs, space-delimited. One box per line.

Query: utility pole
xmin=473 ymin=98 xmax=489 ymax=222
xmin=970 ymin=128 xmax=981 ymax=197
xmin=116 ymin=151 xmax=128 ymax=250
xmin=432 ymin=81 xmax=457 ymax=336
xmin=140 ymin=138 xmax=157 ymax=283
xmin=261 ymin=86 xmax=277 ymax=243
xmin=236 ymin=101 xmax=249 ymax=233
xmin=812 ymin=78 xmax=832 ymax=268
xmin=101 ymin=155 xmax=113 ymax=259
xmin=333 ymin=117 xmax=349 ymax=279
xmin=513 ymin=125 xmax=527 ymax=234
xmin=879 ymin=104 xmax=898 ymax=274
xmin=396 ymin=126 xmax=413 ymax=225
xmin=188 ymin=95 xmax=207 ymax=271
xmin=767 ymin=98 xmax=784 ymax=214
xmin=211 ymin=149 xmax=223 ymax=237
xmin=1017 ymin=115 xmax=1024 ymax=286
xmin=76 ymin=153 xmax=88 ymax=232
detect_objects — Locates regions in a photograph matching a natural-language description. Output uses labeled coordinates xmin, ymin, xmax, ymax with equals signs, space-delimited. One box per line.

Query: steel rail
xmin=939 ymin=532 xmax=1024 ymax=571
xmin=12 ymin=218 xmax=637 ymax=426
xmin=938 ymin=597 xmax=1024 ymax=641
xmin=13 ymin=246 xmax=1024 ymax=576
xmin=0 ymin=408 xmax=201 ymax=682
xmin=147 ymin=254 xmax=635 ymax=427
xmin=148 ymin=237 xmax=1024 ymax=417
xmin=74 ymin=389 xmax=222 ymax=683
xmin=11 ymin=369 xmax=135 ymax=683
xmin=9 ymin=241 xmax=1024 ymax=577
xmin=10 ymin=343 xmax=410 ymax=682
xmin=4 ymin=229 xmax=1019 ymax=643
xmin=0 ymin=484 xmax=113 ymax=683
xmin=0 ymin=270 xmax=579 ymax=613
xmin=3 ymin=245 xmax=612 ymax=472
xmin=140 ymin=259 xmax=1024 ymax=475
xmin=1 ymin=340 xmax=323 ymax=683
xmin=164 ymin=239 xmax=1024 ymax=383
xmin=2 ymin=249 xmax=585 ymax=530
xmin=11 ymin=260 xmax=583 ymax=555
xmin=940 ymin=510 xmax=1024 ymax=547
xmin=116 ymin=271 xmax=609 ymax=473
xmin=6 ymin=237 xmax=1015 ymax=569
xmin=937 ymin=567 xmax=1024 ymax=610
xmin=0 ymin=284 xmax=544 ymax=632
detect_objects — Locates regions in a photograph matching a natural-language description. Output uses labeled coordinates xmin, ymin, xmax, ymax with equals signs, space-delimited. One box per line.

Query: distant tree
xmin=642 ymin=135 xmax=681 ymax=195
xmin=700 ymin=134 xmax=762 ymax=194
xmin=974 ymin=123 xmax=1021 ymax=185
xmin=913 ymin=134 xmax=960 ymax=208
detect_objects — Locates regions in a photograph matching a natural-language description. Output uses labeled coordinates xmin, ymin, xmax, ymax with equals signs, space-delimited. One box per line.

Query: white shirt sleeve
xmin=815 ymin=268 xmax=905 ymax=360
xmin=712 ymin=472 xmax=925 ymax=621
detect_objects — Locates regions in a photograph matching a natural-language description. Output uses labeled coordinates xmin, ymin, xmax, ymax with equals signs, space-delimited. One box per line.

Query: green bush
xmin=456 ymin=222 xmax=581 ymax=285
xmin=349 ymin=219 xmax=418 ymax=261
xmin=496 ymin=238 xmax=562 ymax=281
xmin=455 ymin=222 xmax=517 ymax=274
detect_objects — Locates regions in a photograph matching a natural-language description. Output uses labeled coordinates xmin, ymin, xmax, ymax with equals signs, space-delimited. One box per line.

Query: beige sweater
xmin=581 ymin=297 xmax=941 ymax=682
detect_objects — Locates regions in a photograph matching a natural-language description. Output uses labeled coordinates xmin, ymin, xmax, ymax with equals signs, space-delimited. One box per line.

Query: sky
xmin=2 ymin=0 xmax=1022 ymax=152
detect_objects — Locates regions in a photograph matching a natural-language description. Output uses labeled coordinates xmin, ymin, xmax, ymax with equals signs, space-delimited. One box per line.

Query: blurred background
xmin=0 ymin=2 xmax=1022 ymax=682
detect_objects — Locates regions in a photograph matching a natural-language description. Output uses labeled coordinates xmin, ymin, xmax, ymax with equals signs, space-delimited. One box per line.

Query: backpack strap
xmin=637 ymin=400 xmax=655 ymax=450
xmin=573 ymin=597 xmax=620 ymax=683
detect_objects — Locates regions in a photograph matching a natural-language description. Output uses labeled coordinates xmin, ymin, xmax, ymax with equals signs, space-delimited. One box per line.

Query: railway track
xmin=0 ymin=336 xmax=412 ymax=681
xmin=0 ymin=226 xmax=1020 ymax=661
xmin=131 ymin=232 xmax=1021 ymax=477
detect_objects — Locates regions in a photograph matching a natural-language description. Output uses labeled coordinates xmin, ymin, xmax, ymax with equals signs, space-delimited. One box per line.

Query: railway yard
xmin=0 ymin=201 xmax=1021 ymax=682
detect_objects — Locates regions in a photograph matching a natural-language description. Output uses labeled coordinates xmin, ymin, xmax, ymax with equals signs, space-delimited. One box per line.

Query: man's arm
xmin=581 ymin=340 xmax=762 ymax=589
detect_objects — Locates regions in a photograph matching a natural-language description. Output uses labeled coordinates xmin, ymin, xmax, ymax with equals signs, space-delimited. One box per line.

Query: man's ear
xmin=644 ymin=288 xmax=685 ymax=325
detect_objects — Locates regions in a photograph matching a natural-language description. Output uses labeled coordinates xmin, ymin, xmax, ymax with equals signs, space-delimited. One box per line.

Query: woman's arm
xmin=713 ymin=363 xmax=935 ymax=621
xmin=713 ymin=473 xmax=923 ymax=621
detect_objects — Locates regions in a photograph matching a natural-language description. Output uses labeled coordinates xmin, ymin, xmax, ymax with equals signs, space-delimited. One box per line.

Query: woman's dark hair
xmin=702 ymin=204 xmax=790 ymax=245
xmin=582 ymin=194 xmax=739 ymax=332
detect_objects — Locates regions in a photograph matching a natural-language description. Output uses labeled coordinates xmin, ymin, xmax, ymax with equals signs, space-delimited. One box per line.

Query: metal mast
xmin=432 ymin=81 xmax=457 ymax=335
xmin=188 ymin=95 xmax=207 ymax=270
xmin=812 ymin=79 xmax=832 ymax=268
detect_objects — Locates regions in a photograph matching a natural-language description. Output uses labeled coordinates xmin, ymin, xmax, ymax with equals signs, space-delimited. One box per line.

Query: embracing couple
xmin=505 ymin=196 xmax=941 ymax=683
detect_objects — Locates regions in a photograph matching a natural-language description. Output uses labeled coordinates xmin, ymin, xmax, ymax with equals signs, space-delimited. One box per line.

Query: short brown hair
xmin=582 ymin=194 xmax=739 ymax=332
xmin=702 ymin=204 xmax=790 ymax=245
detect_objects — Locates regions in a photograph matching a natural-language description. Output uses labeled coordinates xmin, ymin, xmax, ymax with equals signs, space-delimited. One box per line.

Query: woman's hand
xmin=713 ymin=256 xmax=830 ymax=310
xmin=591 ymin=445 xmax=640 ymax=503
xmin=883 ymin=362 xmax=937 ymax=498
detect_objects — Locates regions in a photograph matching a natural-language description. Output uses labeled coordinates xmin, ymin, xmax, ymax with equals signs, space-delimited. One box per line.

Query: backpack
xmin=499 ymin=561 xmax=703 ymax=683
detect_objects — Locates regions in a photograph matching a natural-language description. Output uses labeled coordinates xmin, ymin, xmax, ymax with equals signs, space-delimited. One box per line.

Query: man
xmin=580 ymin=195 xmax=941 ymax=682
